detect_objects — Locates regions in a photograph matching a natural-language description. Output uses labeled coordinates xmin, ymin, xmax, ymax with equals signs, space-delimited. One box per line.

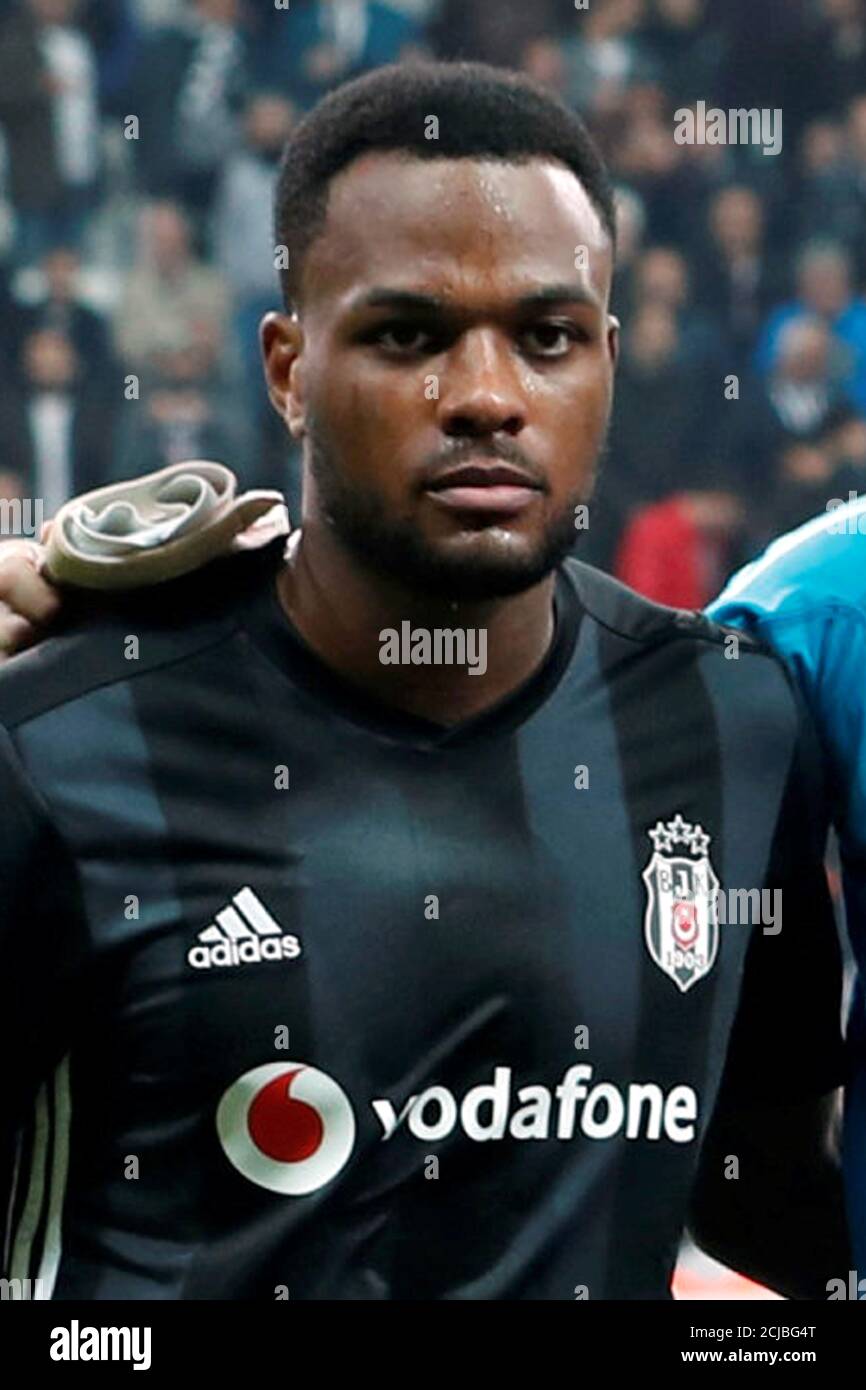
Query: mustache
xmin=418 ymin=438 xmax=548 ymax=491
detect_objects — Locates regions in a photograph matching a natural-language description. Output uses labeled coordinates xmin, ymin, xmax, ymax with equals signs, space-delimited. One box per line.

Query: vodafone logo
xmin=217 ymin=1060 xmax=699 ymax=1196
xmin=216 ymin=1063 xmax=356 ymax=1195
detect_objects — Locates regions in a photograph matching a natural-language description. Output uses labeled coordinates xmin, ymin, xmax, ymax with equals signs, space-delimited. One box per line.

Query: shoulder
xmin=708 ymin=505 xmax=866 ymax=772
xmin=709 ymin=498 xmax=866 ymax=626
xmin=0 ymin=538 xmax=286 ymax=732
xmin=561 ymin=558 xmax=811 ymax=772
xmin=561 ymin=556 xmax=800 ymax=712
xmin=563 ymin=556 xmax=768 ymax=657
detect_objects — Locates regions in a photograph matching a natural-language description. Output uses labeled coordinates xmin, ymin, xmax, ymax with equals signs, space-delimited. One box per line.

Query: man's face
xmin=635 ymin=248 xmax=687 ymax=309
xmin=145 ymin=204 xmax=190 ymax=273
xmin=264 ymin=154 xmax=618 ymax=600
xmin=710 ymin=188 xmax=762 ymax=252
xmin=23 ymin=329 xmax=78 ymax=389
xmin=245 ymin=97 xmax=294 ymax=155
xmin=777 ymin=322 xmax=829 ymax=381
xmin=43 ymin=248 xmax=78 ymax=300
xmin=800 ymin=255 xmax=851 ymax=320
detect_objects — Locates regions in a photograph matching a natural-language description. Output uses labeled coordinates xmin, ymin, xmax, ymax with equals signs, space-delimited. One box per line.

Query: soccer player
xmin=708 ymin=493 xmax=866 ymax=1283
xmin=0 ymin=65 xmax=848 ymax=1300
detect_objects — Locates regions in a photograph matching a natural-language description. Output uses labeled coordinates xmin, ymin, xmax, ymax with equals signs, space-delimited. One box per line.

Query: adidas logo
xmin=187 ymin=887 xmax=302 ymax=970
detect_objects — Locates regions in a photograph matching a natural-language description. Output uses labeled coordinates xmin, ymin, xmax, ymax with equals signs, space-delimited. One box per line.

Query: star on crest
xmin=647 ymin=814 xmax=711 ymax=857
xmin=649 ymin=820 xmax=674 ymax=852
xmin=691 ymin=825 xmax=710 ymax=855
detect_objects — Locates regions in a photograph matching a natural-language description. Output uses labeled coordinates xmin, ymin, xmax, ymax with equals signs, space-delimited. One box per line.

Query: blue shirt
xmin=754 ymin=300 xmax=866 ymax=416
xmin=709 ymin=494 xmax=866 ymax=1269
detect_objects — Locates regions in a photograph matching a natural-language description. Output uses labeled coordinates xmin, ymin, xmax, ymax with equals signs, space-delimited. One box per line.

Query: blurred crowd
xmin=1 ymin=0 xmax=866 ymax=605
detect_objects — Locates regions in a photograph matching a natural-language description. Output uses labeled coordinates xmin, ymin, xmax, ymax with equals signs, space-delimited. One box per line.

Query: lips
xmin=426 ymin=462 xmax=541 ymax=492
xmin=425 ymin=462 xmax=543 ymax=516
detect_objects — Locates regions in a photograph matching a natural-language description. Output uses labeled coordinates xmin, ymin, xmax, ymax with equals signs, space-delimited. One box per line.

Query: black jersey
xmin=0 ymin=538 xmax=843 ymax=1300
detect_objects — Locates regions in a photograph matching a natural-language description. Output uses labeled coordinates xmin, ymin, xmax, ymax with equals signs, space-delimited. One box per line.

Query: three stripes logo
xmin=187 ymin=887 xmax=302 ymax=970
xmin=3 ymin=1056 xmax=69 ymax=1299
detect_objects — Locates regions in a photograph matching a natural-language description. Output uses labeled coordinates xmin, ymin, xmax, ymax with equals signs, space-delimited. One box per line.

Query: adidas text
xmin=188 ymin=934 xmax=301 ymax=969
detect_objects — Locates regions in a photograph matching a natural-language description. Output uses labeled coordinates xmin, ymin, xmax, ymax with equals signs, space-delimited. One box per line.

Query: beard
xmin=305 ymin=417 xmax=607 ymax=602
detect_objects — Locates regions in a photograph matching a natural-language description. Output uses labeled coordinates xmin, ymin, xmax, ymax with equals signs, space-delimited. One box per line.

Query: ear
xmin=607 ymin=313 xmax=620 ymax=371
xmin=261 ymin=311 xmax=306 ymax=438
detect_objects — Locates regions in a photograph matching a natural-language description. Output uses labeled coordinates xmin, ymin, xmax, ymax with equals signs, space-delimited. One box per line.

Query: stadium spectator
xmin=113 ymin=200 xmax=230 ymax=381
xmin=827 ymin=407 xmax=866 ymax=483
xmin=212 ymin=92 xmax=294 ymax=420
xmin=9 ymin=244 xmax=116 ymax=391
xmin=801 ymin=0 xmax=866 ymax=124
xmin=631 ymin=244 xmax=717 ymax=367
xmin=732 ymin=405 xmax=866 ymax=553
xmin=0 ymin=327 xmax=114 ymax=514
xmin=608 ymin=184 xmax=646 ymax=319
xmin=614 ymin=488 xmax=744 ymax=609
xmin=641 ymin=99 xmax=739 ymax=245
xmin=603 ymin=94 xmax=738 ymax=249
xmin=0 ymin=0 xmax=101 ymax=266
xmin=766 ymin=437 xmax=840 ymax=537
xmin=252 ymin=0 xmax=424 ymax=111
xmin=846 ymin=87 xmax=866 ymax=177
xmin=693 ymin=186 xmax=781 ymax=356
xmin=740 ymin=318 xmax=849 ymax=474
xmin=430 ymin=0 xmax=557 ymax=68
xmin=714 ymin=0 xmax=812 ymax=142
xmin=791 ymin=406 xmax=866 ymax=520
xmin=113 ymin=367 xmax=252 ymax=479
xmin=0 ymin=266 xmax=21 ymax=374
xmin=562 ymin=0 xmax=654 ymax=115
xmin=639 ymin=0 xmax=724 ymax=106
xmin=711 ymin=318 xmax=850 ymax=531
xmin=843 ymin=95 xmax=866 ymax=277
xmin=127 ymin=0 xmax=250 ymax=212
xmin=588 ymin=266 xmax=730 ymax=575
xmin=794 ymin=118 xmax=864 ymax=258
xmin=602 ymin=301 xmax=705 ymax=529
xmin=755 ymin=241 xmax=866 ymax=417
xmin=79 ymin=0 xmax=141 ymax=115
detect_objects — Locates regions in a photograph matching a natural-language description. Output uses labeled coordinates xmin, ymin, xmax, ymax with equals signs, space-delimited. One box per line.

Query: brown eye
xmin=375 ymin=324 xmax=434 ymax=354
xmin=521 ymin=323 xmax=581 ymax=358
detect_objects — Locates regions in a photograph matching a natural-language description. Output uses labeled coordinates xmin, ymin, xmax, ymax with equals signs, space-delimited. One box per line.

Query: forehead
xmin=301 ymin=154 xmax=613 ymax=309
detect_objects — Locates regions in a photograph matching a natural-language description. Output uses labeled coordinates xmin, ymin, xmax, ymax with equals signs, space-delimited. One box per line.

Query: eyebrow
xmin=348 ymin=284 xmax=600 ymax=315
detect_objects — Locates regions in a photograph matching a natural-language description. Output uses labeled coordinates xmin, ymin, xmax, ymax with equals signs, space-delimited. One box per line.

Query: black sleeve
xmin=0 ymin=725 xmax=90 ymax=1158
xmin=689 ymin=697 xmax=850 ymax=1298
xmin=712 ymin=689 xmax=845 ymax=1102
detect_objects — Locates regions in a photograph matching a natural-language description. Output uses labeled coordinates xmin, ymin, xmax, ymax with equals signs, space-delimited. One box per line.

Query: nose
xmin=436 ymin=329 xmax=527 ymax=439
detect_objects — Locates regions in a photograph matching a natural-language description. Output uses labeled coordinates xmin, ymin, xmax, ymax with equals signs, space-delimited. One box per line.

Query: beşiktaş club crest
xmin=641 ymin=814 xmax=719 ymax=992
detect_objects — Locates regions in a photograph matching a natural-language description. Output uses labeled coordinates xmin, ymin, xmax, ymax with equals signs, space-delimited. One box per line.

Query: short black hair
xmin=274 ymin=61 xmax=616 ymax=312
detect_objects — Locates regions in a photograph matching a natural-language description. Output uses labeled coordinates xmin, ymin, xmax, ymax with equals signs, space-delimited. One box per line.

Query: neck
xmin=273 ymin=521 xmax=558 ymax=727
